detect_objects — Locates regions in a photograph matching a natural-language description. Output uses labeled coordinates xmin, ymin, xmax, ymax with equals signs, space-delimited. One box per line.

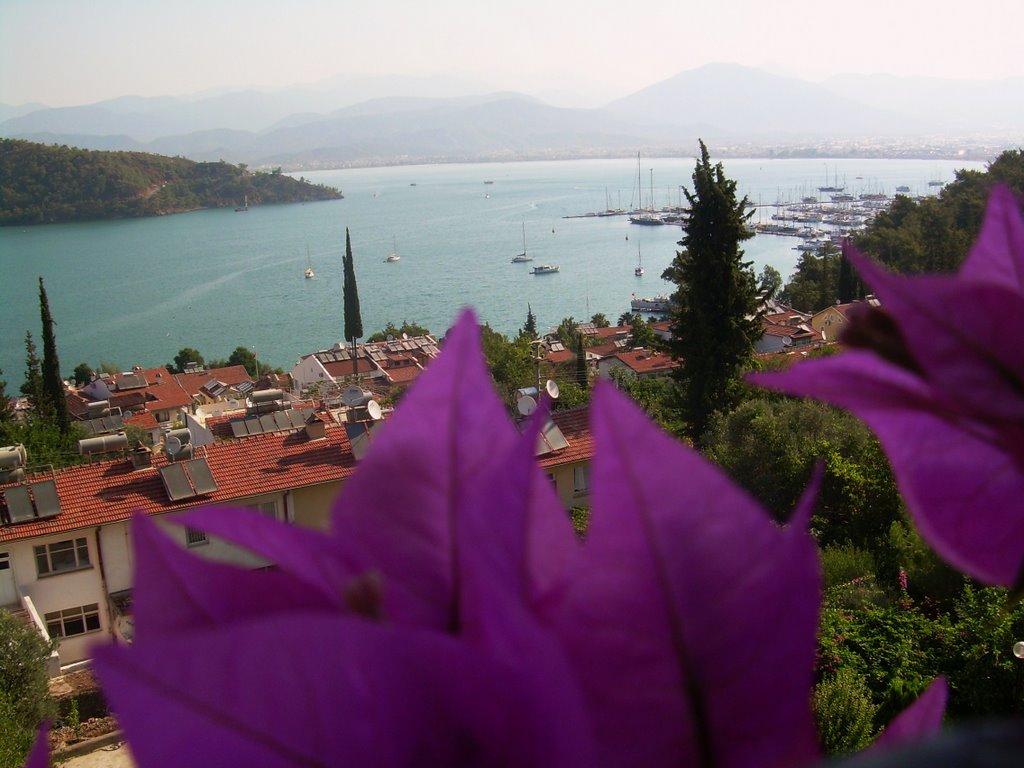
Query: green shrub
xmin=822 ymin=543 xmax=876 ymax=591
xmin=814 ymin=667 xmax=879 ymax=756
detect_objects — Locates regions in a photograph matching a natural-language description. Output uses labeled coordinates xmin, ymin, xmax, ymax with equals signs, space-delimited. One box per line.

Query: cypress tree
xmin=662 ymin=141 xmax=761 ymax=443
xmin=0 ymin=367 xmax=13 ymax=424
xmin=837 ymin=250 xmax=856 ymax=304
xmin=520 ymin=303 xmax=538 ymax=340
xmin=342 ymin=228 xmax=363 ymax=377
xmin=38 ymin=277 xmax=70 ymax=432
xmin=21 ymin=332 xmax=46 ymax=422
xmin=575 ymin=331 xmax=588 ymax=391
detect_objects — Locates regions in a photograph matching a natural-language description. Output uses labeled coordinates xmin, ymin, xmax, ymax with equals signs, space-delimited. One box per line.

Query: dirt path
xmin=60 ymin=740 xmax=136 ymax=768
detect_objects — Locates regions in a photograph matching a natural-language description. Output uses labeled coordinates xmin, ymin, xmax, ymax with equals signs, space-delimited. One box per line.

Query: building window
xmin=45 ymin=603 xmax=101 ymax=638
xmin=34 ymin=538 xmax=91 ymax=577
xmin=253 ymin=500 xmax=279 ymax=520
xmin=0 ymin=552 xmax=9 ymax=571
xmin=185 ymin=527 xmax=209 ymax=547
xmin=573 ymin=465 xmax=590 ymax=495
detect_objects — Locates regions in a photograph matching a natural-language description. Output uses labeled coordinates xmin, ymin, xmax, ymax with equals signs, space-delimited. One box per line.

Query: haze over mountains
xmin=2 ymin=64 xmax=1020 ymax=169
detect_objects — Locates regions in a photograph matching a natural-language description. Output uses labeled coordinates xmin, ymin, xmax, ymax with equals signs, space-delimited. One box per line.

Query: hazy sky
xmin=3 ymin=0 xmax=1022 ymax=108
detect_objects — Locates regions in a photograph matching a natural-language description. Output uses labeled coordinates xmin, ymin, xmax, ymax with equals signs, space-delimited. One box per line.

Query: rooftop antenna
xmin=341 ymin=385 xmax=365 ymax=407
xmin=517 ymin=395 xmax=538 ymax=417
xmin=164 ymin=435 xmax=183 ymax=460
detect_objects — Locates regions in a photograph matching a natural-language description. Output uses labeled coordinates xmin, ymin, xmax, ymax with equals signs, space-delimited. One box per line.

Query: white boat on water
xmin=532 ymin=264 xmax=559 ymax=275
xmin=304 ymin=245 xmax=315 ymax=278
xmin=631 ymin=294 xmax=672 ymax=312
xmin=634 ymin=243 xmax=645 ymax=277
xmin=511 ymin=222 xmax=533 ymax=262
xmin=384 ymin=235 xmax=400 ymax=263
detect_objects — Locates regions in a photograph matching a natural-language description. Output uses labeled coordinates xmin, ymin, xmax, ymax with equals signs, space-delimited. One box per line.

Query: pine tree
xmin=342 ymin=228 xmax=363 ymax=377
xmin=38 ymin=277 xmax=70 ymax=432
xmin=662 ymin=141 xmax=761 ymax=443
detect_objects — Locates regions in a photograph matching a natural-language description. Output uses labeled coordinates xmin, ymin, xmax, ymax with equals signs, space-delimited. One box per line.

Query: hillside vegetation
xmin=0 ymin=139 xmax=342 ymax=225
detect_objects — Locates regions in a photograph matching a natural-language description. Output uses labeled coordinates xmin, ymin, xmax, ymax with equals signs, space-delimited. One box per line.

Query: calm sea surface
xmin=0 ymin=157 xmax=982 ymax=378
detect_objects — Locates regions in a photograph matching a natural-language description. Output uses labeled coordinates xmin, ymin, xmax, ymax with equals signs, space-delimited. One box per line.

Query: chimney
xmin=129 ymin=442 xmax=153 ymax=469
xmin=305 ymin=414 xmax=326 ymax=440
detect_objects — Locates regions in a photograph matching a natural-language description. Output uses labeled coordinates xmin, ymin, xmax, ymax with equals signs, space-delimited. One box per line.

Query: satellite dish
xmin=366 ymin=400 xmax=382 ymax=420
xmin=386 ymin=334 xmax=395 ymax=341
xmin=517 ymin=395 xmax=538 ymax=417
xmin=165 ymin=436 xmax=182 ymax=458
xmin=341 ymin=385 xmax=364 ymax=407
xmin=402 ymin=333 xmax=409 ymax=340
xmin=545 ymin=380 xmax=560 ymax=400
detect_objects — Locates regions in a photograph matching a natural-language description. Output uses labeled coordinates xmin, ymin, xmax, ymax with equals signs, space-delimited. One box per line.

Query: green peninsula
xmin=0 ymin=139 xmax=343 ymax=225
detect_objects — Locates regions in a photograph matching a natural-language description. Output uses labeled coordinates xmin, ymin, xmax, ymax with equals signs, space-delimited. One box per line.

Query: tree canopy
xmin=662 ymin=141 xmax=761 ymax=442
xmin=0 ymin=139 xmax=342 ymax=226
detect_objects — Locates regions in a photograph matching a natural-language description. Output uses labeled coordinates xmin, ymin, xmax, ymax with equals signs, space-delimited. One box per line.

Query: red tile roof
xmin=125 ymin=411 xmax=159 ymax=430
xmin=0 ymin=421 xmax=357 ymax=544
xmin=323 ymin=358 xmax=378 ymax=378
xmin=2 ymin=406 xmax=597 ymax=545
xmin=538 ymin=408 xmax=593 ymax=469
xmin=382 ymin=364 xmax=423 ymax=385
xmin=174 ymin=365 xmax=253 ymax=397
xmin=613 ymin=350 xmax=678 ymax=375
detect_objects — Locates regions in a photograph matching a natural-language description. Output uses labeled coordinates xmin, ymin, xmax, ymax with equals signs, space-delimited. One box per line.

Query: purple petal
xmin=22 ymin=724 xmax=48 ymax=768
xmin=844 ymin=244 xmax=1024 ymax=422
xmin=451 ymin=406 xmax=597 ymax=766
xmin=752 ymin=353 xmax=1024 ymax=585
xmin=460 ymin=403 xmax=581 ymax=615
xmin=94 ymin=614 xmax=578 ymax=768
xmin=872 ymin=677 xmax=947 ymax=752
xmin=130 ymin=513 xmax=342 ymax=636
xmin=552 ymin=383 xmax=821 ymax=768
xmin=960 ymin=185 xmax=1024 ymax=290
xmin=173 ymin=506 xmax=384 ymax=610
xmin=329 ymin=309 xmax=522 ymax=630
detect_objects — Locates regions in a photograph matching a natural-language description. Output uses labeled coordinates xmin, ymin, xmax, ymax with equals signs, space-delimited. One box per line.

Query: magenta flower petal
xmin=173 ymin=505 xmax=391 ymax=609
xmin=551 ymin=383 xmax=821 ymax=768
xmin=843 ymin=245 xmax=1024 ymax=422
xmin=872 ymin=677 xmax=947 ymax=752
xmin=459 ymin=403 xmax=581 ymax=616
xmin=22 ymin=724 xmax=48 ymax=768
xmin=960 ymin=184 xmax=1024 ymax=289
xmin=329 ymin=309 xmax=523 ymax=630
xmin=452 ymin=408 xmax=598 ymax=766
xmin=129 ymin=513 xmax=343 ymax=636
xmin=94 ymin=614 xmax=577 ymax=768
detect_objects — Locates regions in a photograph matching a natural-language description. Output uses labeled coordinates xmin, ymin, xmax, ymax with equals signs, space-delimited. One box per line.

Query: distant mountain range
xmin=2 ymin=64 xmax=1021 ymax=169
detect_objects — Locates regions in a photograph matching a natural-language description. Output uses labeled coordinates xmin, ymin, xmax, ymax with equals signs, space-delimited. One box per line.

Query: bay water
xmin=0 ymin=156 xmax=981 ymax=378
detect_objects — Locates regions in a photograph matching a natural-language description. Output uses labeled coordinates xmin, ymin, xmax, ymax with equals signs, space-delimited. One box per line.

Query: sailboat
xmin=235 ymin=195 xmax=248 ymax=212
xmin=634 ymin=244 xmax=645 ymax=277
xmin=304 ymin=245 xmax=315 ymax=279
xmin=511 ymin=222 xmax=533 ymax=263
xmin=384 ymin=236 xmax=400 ymax=262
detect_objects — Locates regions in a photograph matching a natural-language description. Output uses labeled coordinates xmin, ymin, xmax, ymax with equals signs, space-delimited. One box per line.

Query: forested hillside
xmin=0 ymin=139 xmax=342 ymax=225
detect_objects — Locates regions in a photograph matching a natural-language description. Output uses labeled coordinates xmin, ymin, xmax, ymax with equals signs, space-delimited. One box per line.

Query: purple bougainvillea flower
xmin=548 ymin=384 xmax=823 ymax=768
xmin=22 ymin=724 xmax=48 ymax=768
xmin=751 ymin=186 xmax=1024 ymax=587
xmin=871 ymin=677 xmax=948 ymax=752
xmin=94 ymin=309 xmax=942 ymax=767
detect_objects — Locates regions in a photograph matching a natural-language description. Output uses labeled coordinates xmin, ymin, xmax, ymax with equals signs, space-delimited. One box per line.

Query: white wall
xmin=13 ymin=530 xmax=107 ymax=666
